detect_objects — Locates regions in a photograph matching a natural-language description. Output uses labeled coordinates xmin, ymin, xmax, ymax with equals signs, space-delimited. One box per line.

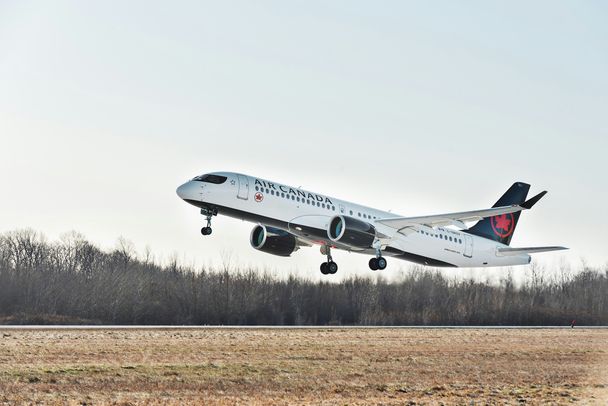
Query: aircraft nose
xmin=176 ymin=181 xmax=195 ymax=200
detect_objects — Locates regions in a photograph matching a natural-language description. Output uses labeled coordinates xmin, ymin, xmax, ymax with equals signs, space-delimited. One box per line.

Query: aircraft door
xmin=237 ymin=175 xmax=249 ymax=200
xmin=463 ymin=235 xmax=473 ymax=258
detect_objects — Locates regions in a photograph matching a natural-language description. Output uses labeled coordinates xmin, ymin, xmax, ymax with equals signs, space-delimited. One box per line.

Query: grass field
xmin=0 ymin=328 xmax=606 ymax=405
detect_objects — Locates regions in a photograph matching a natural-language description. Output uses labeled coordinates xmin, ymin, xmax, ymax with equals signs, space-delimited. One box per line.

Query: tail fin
xmin=465 ymin=182 xmax=530 ymax=246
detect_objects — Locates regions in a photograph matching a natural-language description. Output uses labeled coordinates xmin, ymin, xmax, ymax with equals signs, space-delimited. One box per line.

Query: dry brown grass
xmin=0 ymin=327 xmax=606 ymax=405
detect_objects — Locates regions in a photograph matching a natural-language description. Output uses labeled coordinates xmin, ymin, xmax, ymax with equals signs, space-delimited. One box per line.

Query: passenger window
xmin=350 ymin=210 xmax=353 ymax=215
xmin=255 ymin=186 xmax=259 ymax=191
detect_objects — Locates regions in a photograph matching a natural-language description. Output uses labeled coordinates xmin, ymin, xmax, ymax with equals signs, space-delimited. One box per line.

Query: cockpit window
xmin=192 ymin=174 xmax=227 ymax=184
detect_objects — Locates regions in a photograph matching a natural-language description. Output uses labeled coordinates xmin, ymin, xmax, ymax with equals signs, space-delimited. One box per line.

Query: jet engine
xmin=327 ymin=215 xmax=376 ymax=249
xmin=250 ymin=225 xmax=298 ymax=257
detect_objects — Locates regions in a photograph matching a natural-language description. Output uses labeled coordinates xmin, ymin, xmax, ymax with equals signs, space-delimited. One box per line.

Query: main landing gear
xmin=320 ymin=246 xmax=338 ymax=275
xmin=200 ymin=208 xmax=217 ymax=236
xmin=369 ymin=247 xmax=387 ymax=271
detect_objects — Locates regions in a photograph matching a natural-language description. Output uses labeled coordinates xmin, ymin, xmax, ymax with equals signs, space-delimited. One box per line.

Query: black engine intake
xmin=327 ymin=215 xmax=376 ymax=249
xmin=250 ymin=225 xmax=298 ymax=257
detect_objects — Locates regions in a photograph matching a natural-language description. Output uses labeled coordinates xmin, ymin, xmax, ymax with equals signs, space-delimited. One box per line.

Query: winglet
xmin=521 ymin=191 xmax=547 ymax=209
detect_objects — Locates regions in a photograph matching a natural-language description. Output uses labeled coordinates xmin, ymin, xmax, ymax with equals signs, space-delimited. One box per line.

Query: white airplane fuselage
xmin=177 ymin=172 xmax=533 ymax=269
xmin=177 ymin=172 xmax=531 ymax=267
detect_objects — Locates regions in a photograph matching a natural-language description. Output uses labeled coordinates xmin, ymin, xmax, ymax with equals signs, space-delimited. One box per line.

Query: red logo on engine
xmin=491 ymin=213 xmax=515 ymax=238
xmin=254 ymin=192 xmax=264 ymax=202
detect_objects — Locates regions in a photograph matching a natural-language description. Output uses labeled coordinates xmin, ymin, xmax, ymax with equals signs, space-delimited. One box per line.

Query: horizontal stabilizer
xmin=521 ymin=191 xmax=547 ymax=209
xmin=496 ymin=246 xmax=568 ymax=257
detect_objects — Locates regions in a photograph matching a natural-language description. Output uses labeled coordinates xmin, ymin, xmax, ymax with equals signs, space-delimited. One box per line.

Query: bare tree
xmin=0 ymin=229 xmax=606 ymax=326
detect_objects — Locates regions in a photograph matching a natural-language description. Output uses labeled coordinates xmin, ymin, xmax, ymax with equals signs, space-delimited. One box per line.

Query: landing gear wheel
xmin=200 ymin=208 xmax=215 ymax=236
xmin=377 ymin=256 xmax=387 ymax=270
xmin=320 ymin=245 xmax=338 ymax=275
xmin=369 ymin=256 xmax=387 ymax=270
xmin=369 ymin=258 xmax=379 ymax=271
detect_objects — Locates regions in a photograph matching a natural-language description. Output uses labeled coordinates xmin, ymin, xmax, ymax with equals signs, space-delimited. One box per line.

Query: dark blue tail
xmin=465 ymin=182 xmax=530 ymax=246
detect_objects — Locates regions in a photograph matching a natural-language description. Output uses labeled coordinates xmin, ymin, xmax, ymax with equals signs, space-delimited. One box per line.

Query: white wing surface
xmin=376 ymin=191 xmax=547 ymax=235
xmin=376 ymin=205 xmax=524 ymax=232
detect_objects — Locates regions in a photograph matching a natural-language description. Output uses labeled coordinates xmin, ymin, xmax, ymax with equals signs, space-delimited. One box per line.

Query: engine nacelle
xmin=327 ymin=215 xmax=376 ymax=249
xmin=250 ymin=225 xmax=298 ymax=257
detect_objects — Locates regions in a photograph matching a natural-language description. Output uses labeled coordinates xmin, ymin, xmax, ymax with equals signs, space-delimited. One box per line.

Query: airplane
xmin=176 ymin=172 xmax=567 ymax=274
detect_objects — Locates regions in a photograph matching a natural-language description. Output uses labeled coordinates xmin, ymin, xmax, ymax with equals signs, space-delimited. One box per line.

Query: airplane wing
xmin=376 ymin=191 xmax=547 ymax=234
xmin=496 ymin=246 xmax=568 ymax=256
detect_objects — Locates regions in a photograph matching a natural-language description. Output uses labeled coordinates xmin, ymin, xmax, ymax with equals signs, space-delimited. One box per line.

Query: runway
xmin=1 ymin=324 xmax=607 ymax=330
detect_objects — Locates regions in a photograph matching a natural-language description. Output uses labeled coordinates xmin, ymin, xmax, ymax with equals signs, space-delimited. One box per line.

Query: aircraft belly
xmin=385 ymin=234 xmax=460 ymax=267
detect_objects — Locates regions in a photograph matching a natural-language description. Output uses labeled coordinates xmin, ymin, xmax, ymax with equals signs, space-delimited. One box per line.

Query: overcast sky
xmin=1 ymin=1 xmax=606 ymax=280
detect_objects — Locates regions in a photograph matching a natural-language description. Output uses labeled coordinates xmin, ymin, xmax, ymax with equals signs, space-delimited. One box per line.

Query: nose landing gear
xmin=320 ymin=245 xmax=338 ymax=275
xmin=200 ymin=208 xmax=217 ymax=236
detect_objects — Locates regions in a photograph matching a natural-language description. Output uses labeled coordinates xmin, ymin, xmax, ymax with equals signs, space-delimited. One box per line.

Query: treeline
xmin=0 ymin=229 xmax=606 ymax=325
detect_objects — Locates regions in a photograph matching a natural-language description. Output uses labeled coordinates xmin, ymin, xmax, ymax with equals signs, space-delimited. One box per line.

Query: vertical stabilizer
xmin=465 ymin=182 xmax=530 ymax=245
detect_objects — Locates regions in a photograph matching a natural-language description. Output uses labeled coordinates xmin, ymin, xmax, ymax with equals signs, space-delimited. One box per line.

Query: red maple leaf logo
xmin=491 ymin=213 xmax=515 ymax=238
xmin=254 ymin=192 xmax=264 ymax=202
xmin=494 ymin=214 xmax=511 ymax=231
